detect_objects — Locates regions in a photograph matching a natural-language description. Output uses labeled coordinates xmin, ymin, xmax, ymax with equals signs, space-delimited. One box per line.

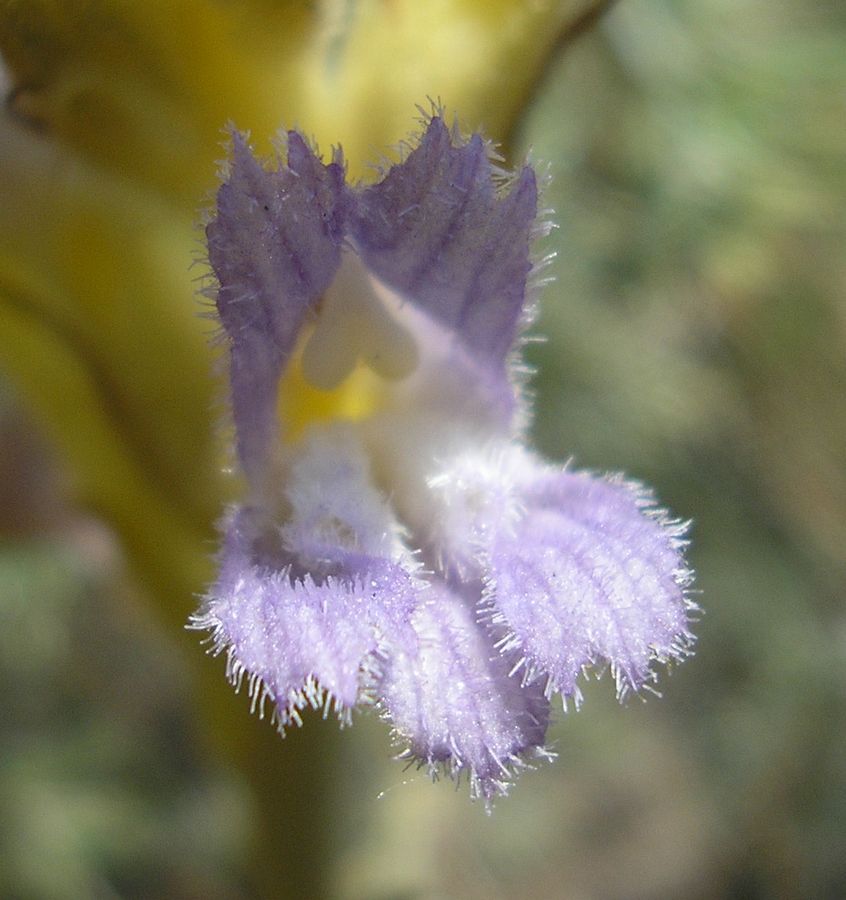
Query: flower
xmin=191 ymin=110 xmax=696 ymax=801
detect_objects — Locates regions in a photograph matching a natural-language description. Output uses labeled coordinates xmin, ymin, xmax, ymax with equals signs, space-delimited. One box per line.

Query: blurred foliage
xmin=1 ymin=0 xmax=845 ymax=898
xmin=0 ymin=421 xmax=249 ymax=899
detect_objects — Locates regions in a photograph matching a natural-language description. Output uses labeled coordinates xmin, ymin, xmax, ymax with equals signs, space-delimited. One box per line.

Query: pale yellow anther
xmin=301 ymin=252 xmax=418 ymax=391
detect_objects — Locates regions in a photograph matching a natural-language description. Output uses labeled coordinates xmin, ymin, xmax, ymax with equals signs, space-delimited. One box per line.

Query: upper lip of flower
xmin=203 ymin=113 xmax=542 ymax=486
xmin=193 ymin=109 xmax=696 ymax=802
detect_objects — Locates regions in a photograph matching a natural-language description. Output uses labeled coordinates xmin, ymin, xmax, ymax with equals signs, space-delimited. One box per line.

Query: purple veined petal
xmin=378 ymin=582 xmax=551 ymax=802
xmin=191 ymin=506 xmax=419 ymax=728
xmin=205 ymin=129 xmax=348 ymax=485
xmin=486 ymin=467 xmax=695 ymax=703
xmin=349 ymin=115 xmax=537 ymax=380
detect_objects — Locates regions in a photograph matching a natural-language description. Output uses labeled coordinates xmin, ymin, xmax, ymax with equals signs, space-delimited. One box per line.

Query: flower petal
xmin=487 ymin=469 xmax=695 ymax=701
xmin=350 ymin=115 xmax=537 ymax=372
xmin=206 ymin=130 xmax=348 ymax=483
xmin=193 ymin=506 xmax=417 ymax=727
xmin=379 ymin=583 xmax=550 ymax=800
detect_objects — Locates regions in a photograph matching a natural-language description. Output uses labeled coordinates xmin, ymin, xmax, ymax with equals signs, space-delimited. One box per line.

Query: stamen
xmin=301 ymin=252 xmax=419 ymax=391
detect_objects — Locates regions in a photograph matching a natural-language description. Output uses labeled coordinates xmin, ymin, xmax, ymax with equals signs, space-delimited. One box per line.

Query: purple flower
xmin=191 ymin=112 xmax=696 ymax=801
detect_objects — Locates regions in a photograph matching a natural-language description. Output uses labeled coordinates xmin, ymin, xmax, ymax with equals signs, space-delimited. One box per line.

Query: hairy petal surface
xmin=350 ymin=116 xmax=537 ymax=375
xmin=206 ymin=131 xmax=347 ymax=483
xmin=194 ymin=507 xmax=418 ymax=727
xmin=379 ymin=584 xmax=550 ymax=800
xmin=487 ymin=468 xmax=694 ymax=701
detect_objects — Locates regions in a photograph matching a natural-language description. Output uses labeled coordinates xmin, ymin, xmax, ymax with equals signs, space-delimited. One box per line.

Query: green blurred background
xmin=1 ymin=0 xmax=844 ymax=897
